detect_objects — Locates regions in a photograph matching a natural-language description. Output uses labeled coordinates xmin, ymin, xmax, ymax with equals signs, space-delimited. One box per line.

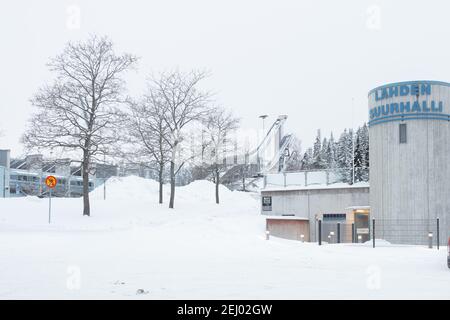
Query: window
xmin=323 ymin=213 xmax=346 ymax=221
xmin=399 ymin=123 xmax=407 ymax=144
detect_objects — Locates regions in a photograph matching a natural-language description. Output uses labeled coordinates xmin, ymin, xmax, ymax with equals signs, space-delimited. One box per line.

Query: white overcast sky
xmin=1 ymin=0 xmax=450 ymax=157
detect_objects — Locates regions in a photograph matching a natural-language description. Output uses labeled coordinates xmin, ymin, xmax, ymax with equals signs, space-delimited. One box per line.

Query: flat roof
xmin=265 ymin=215 xmax=309 ymax=221
xmin=261 ymin=182 xmax=369 ymax=193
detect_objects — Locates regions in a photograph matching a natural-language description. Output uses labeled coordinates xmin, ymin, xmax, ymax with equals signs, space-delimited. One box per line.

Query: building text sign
xmin=368 ymin=81 xmax=449 ymax=126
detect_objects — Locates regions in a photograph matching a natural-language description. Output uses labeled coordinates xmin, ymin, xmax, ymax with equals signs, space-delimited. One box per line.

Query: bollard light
xmin=300 ymin=234 xmax=305 ymax=242
xmin=329 ymin=231 xmax=335 ymax=243
xmin=358 ymin=235 xmax=362 ymax=243
xmin=428 ymin=232 xmax=433 ymax=249
xmin=265 ymin=230 xmax=270 ymax=240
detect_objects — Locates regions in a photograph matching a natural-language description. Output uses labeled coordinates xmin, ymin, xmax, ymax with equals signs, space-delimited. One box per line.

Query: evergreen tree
xmin=300 ymin=148 xmax=313 ymax=170
xmin=337 ymin=129 xmax=354 ymax=183
xmin=312 ymin=129 xmax=325 ymax=169
xmin=354 ymin=127 xmax=363 ymax=182
xmin=355 ymin=123 xmax=369 ymax=181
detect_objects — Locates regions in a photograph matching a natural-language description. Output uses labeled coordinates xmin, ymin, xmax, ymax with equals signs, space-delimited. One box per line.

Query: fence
xmin=265 ymin=167 xmax=369 ymax=188
xmin=317 ymin=218 xmax=446 ymax=247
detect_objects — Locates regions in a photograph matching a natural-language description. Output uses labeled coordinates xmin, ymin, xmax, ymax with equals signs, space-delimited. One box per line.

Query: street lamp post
xmin=258 ymin=115 xmax=268 ymax=173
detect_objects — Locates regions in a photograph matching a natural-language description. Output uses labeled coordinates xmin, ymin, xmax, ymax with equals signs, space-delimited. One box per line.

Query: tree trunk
xmin=158 ymin=162 xmax=164 ymax=204
xmin=215 ymin=169 xmax=220 ymax=204
xmin=169 ymin=160 xmax=175 ymax=209
xmin=82 ymin=151 xmax=90 ymax=216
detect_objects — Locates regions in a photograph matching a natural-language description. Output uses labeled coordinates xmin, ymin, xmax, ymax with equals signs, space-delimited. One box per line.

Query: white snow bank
xmin=363 ymin=239 xmax=392 ymax=247
xmin=0 ymin=176 xmax=260 ymax=231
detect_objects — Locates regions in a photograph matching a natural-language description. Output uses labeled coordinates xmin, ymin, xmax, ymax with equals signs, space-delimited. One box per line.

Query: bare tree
xmin=22 ymin=35 xmax=137 ymax=216
xmin=149 ymin=70 xmax=212 ymax=209
xmin=203 ymin=107 xmax=240 ymax=204
xmin=124 ymin=94 xmax=171 ymax=204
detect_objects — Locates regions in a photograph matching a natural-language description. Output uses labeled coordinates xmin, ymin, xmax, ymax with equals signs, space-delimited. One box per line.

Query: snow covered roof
xmin=261 ymin=182 xmax=370 ymax=193
xmin=265 ymin=215 xmax=309 ymax=221
xmin=345 ymin=206 xmax=371 ymax=210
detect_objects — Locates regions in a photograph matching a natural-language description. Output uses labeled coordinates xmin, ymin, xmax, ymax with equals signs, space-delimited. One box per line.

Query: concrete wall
xmin=369 ymin=81 xmax=450 ymax=245
xmin=261 ymin=186 xmax=370 ymax=241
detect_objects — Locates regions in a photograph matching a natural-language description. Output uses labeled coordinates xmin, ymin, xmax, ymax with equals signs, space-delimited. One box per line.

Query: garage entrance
xmin=266 ymin=216 xmax=310 ymax=241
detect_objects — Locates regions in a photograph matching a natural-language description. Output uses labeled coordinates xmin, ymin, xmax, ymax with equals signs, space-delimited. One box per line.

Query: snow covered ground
xmin=0 ymin=176 xmax=448 ymax=299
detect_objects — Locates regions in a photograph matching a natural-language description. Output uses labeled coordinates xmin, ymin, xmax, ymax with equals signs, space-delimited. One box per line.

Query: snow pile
xmin=0 ymin=176 xmax=260 ymax=231
xmin=363 ymin=239 xmax=392 ymax=247
xmin=91 ymin=175 xmax=161 ymax=200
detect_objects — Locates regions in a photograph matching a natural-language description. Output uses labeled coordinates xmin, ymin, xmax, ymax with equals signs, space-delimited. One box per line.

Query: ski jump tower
xmin=257 ymin=115 xmax=291 ymax=174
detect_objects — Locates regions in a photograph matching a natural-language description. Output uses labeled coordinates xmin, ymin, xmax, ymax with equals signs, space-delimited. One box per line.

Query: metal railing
xmin=317 ymin=218 xmax=446 ymax=247
xmin=264 ymin=167 xmax=369 ymax=188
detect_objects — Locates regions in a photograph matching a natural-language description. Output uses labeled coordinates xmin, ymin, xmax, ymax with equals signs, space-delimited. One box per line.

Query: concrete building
xmin=369 ymin=80 xmax=449 ymax=245
xmin=261 ymin=183 xmax=370 ymax=242
xmin=260 ymin=80 xmax=449 ymax=245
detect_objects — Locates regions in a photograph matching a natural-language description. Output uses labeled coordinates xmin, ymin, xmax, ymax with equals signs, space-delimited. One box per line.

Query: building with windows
xmin=0 ymin=150 xmax=118 ymax=198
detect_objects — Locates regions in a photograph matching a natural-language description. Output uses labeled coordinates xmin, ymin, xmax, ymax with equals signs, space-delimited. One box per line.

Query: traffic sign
xmin=45 ymin=176 xmax=57 ymax=189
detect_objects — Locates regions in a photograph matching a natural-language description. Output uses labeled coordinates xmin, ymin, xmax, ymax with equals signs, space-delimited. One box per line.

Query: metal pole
xmin=351 ymin=223 xmax=355 ymax=243
xmin=372 ymin=218 xmax=375 ymax=248
xmin=337 ymin=223 xmax=341 ymax=244
xmin=437 ymin=217 xmax=440 ymax=250
xmin=103 ymin=178 xmax=106 ymax=200
xmin=48 ymin=188 xmax=52 ymax=224
xmin=318 ymin=219 xmax=322 ymax=246
xmin=351 ymin=98 xmax=355 ymax=185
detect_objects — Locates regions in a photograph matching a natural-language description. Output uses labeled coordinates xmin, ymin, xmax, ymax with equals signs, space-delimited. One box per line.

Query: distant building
xmin=0 ymin=151 xmax=117 ymax=198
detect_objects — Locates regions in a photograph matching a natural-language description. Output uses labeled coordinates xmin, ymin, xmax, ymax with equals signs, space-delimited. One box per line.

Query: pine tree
xmin=353 ymin=124 xmax=370 ymax=182
xmin=300 ymin=148 xmax=313 ymax=170
xmin=312 ymin=129 xmax=325 ymax=169
xmin=337 ymin=129 xmax=354 ymax=183
xmin=326 ymin=132 xmax=337 ymax=169
xmin=354 ymin=127 xmax=363 ymax=182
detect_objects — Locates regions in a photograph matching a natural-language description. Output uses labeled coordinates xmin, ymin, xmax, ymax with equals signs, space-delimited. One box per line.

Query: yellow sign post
xmin=45 ymin=176 xmax=57 ymax=224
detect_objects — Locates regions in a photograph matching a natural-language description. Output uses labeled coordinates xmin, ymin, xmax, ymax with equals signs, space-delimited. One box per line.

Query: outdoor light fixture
xmin=428 ymin=232 xmax=433 ymax=249
xmin=265 ymin=230 xmax=270 ymax=240
xmin=300 ymin=234 xmax=305 ymax=242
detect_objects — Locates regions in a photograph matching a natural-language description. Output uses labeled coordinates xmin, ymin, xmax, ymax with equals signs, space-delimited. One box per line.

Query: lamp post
xmin=258 ymin=115 xmax=268 ymax=173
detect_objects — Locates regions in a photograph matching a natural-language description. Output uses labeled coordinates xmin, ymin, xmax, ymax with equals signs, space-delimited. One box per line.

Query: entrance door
xmin=354 ymin=212 xmax=370 ymax=243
